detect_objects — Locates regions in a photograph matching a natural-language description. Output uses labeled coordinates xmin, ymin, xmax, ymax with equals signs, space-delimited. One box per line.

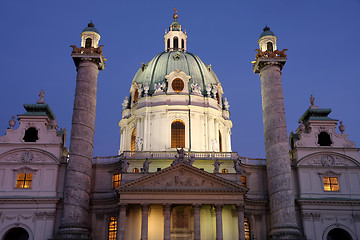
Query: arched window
xmin=3 ymin=227 xmax=29 ymax=240
xmin=167 ymin=39 xmax=170 ymax=51
xmin=327 ymin=228 xmax=352 ymax=240
xmin=171 ymin=120 xmax=185 ymax=148
xmin=173 ymin=37 xmax=179 ymax=49
xmin=131 ymin=128 xmax=136 ymax=151
xmin=222 ymin=168 xmax=228 ymax=174
xmin=133 ymin=168 xmax=139 ymax=173
xmin=267 ymin=42 xmax=273 ymax=52
xmin=318 ymin=132 xmax=332 ymax=146
xmin=172 ymin=78 xmax=184 ymax=92
xmin=219 ymin=131 xmax=223 ymax=152
xmin=133 ymin=89 xmax=139 ymax=103
xmin=23 ymin=127 xmax=38 ymax=142
xmin=181 ymin=39 xmax=184 ymax=50
xmin=85 ymin=38 xmax=92 ymax=49
xmin=108 ymin=216 xmax=117 ymax=240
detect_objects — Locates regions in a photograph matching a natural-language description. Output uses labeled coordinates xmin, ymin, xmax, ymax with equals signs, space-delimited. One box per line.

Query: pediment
xmin=297 ymin=152 xmax=360 ymax=167
xmin=0 ymin=148 xmax=59 ymax=164
xmin=119 ymin=163 xmax=245 ymax=192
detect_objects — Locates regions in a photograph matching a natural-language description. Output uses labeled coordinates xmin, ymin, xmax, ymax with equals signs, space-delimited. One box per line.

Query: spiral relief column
xmin=253 ymin=27 xmax=302 ymax=239
xmin=55 ymin=22 xmax=105 ymax=240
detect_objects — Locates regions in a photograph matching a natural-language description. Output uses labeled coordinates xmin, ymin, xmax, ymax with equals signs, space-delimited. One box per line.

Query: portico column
xmin=117 ymin=204 xmax=127 ymax=240
xmin=163 ymin=204 xmax=171 ymax=240
xmin=193 ymin=204 xmax=201 ymax=240
xmin=215 ymin=204 xmax=223 ymax=240
xmin=141 ymin=204 xmax=150 ymax=240
xmin=236 ymin=204 xmax=245 ymax=240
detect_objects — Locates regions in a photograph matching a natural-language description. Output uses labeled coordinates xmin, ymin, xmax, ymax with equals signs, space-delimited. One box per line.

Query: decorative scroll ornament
xmin=154 ymin=82 xmax=166 ymax=94
xmin=122 ymin=96 xmax=129 ymax=110
xmin=20 ymin=151 xmax=34 ymax=163
xmin=321 ymin=155 xmax=335 ymax=167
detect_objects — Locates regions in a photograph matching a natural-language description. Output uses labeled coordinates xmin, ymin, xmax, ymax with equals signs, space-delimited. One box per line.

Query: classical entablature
xmin=117 ymin=163 xmax=246 ymax=205
xmin=0 ymin=148 xmax=60 ymax=164
xmin=297 ymin=152 xmax=360 ymax=167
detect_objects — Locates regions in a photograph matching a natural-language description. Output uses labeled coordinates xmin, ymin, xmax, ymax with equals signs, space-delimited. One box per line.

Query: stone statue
xmin=141 ymin=158 xmax=151 ymax=173
xmin=234 ymin=158 xmax=242 ymax=174
xmin=310 ymin=94 xmax=315 ymax=106
xmin=191 ymin=83 xmax=202 ymax=94
xmin=121 ymin=158 xmax=129 ymax=173
xmin=138 ymin=84 xmax=143 ymax=99
xmin=143 ymin=82 xmax=149 ymax=96
xmin=298 ymin=123 xmax=305 ymax=132
xmin=224 ymin=98 xmax=230 ymax=110
xmin=37 ymin=89 xmax=45 ymax=104
xmin=8 ymin=116 xmax=16 ymax=129
xmin=154 ymin=82 xmax=165 ymax=94
xmin=212 ymin=87 xmax=218 ymax=99
xmin=188 ymin=156 xmax=195 ymax=166
xmin=206 ymin=83 xmax=212 ymax=97
xmin=122 ymin=96 xmax=129 ymax=110
xmin=136 ymin=137 xmax=143 ymax=151
xmin=171 ymin=148 xmax=187 ymax=166
xmin=213 ymin=160 xmax=222 ymax=173
xmin=339 ymin=121 xmax=345 ymax=134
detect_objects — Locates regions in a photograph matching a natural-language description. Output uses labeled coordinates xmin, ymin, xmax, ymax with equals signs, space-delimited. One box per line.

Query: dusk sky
xmin=1 ymin=1 xmax=359 ymax=158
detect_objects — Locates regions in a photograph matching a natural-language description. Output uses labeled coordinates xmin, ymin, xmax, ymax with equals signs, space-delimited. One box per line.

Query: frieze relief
xmin=2 ymin=150 xmax=56 ymax=164
xmin=299 ymin=154 xmax=358 ymax=167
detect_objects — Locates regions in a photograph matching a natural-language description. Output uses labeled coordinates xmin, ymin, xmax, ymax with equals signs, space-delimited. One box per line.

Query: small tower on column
xmin=253 ymin=27 xmax=303 ymax=239
xmin=164 ymin=8 xmax=188 ymax=52
xmin=55 ymin=22 xmax=105 ymax=240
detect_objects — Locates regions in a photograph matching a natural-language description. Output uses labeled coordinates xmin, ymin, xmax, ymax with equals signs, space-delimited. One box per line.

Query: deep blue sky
xmin=1 ymin=1 xmax=359 ymax=158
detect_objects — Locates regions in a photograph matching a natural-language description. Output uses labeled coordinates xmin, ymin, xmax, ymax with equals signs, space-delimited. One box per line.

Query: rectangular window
xmin=16 ymin=173 xmax=32 ymax=188
xmin=241 ymin=176 xmax=247 ymax=187
xmin=323 ymin=177 xmax=339 ymax=191
xmin=244 ymin=217 xmax=250 ymax=240
xmin=108 ymin=216 xmax=117 ymax=240
xmin=113 ymin=174 xmax=121 ymax=188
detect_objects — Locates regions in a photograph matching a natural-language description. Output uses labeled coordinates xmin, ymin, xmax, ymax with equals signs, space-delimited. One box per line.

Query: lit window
xmin=133 ymin=168 xmax=139 ymax=173
xmin=113 ymin=174 xmax=121 ymax=188
xmin=133 ymin=89 xmax=139 ymax=103
xmin=108 ymin=216 xmax=117 ymax=240
xmin=131 ymin=128 xmax=136 ymax=151
xmin=172 ymin=79 xmax=184 ymax=93
xmin=323 ymin=177 xmax=339 ymax=191
xmin=244 ymin=217 xmax=251 ymax=240
xmin=171 ymin=120 xmax=185 ymax=148
xmin=241 ymin=176 xmax=247 ymax=187
xmin=16 ymin=173 xmax=33 ymax=188
xmin=222 ymin=169 xmax=228 ymax=174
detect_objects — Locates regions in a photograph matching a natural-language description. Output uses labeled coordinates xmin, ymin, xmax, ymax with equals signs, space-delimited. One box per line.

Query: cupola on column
xmin=55 ymin=22 xmax=105 ymax=240
xmin=253 ymin=27 xmax=303 ymax=240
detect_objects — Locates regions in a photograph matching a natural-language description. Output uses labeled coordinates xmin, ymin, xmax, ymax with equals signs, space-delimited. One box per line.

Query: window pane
xmin=17 ymin=173 xmax=26 ymax=181
xmin=171 ymin=120 xmax=185 ymax=148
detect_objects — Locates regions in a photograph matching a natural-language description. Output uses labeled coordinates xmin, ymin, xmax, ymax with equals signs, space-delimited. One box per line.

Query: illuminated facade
xmin=0 ymin=11 xmax=360 ymax=240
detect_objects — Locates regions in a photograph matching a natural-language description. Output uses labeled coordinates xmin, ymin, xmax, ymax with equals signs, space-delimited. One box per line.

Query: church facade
xmin=0 ymin=11 xmax=359 ymax=240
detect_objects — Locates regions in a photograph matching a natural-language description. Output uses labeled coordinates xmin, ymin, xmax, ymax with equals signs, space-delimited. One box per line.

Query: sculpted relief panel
xmin=0 ymin=150 xmax=57 ymax=164
xmin=299 ymin=154 xmax=359 ymax=167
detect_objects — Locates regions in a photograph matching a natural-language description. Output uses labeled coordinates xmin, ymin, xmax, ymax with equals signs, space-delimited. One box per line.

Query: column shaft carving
xmin=163 ymin=204 xmax=171 ymax=240
xmin=58 ymin=60 xmax=100 ymax=239
xmin=258 ymin=63 xmax=302 ymax=239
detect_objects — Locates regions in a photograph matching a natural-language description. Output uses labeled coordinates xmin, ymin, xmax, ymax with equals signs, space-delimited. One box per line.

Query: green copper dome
xmin=82 ymin=22 xmax=99 ymax=34
xmin=259 ymin=26 xmax=275 ymax=38
xmin=132 ymin=51 xmax=220 ymax=95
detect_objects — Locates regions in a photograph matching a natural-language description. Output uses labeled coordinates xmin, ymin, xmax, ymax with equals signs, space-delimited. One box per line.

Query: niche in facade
xmin=85 ymin=38 xmax=92 ymax=48
xmin=318 ymin=132 xmax=332 ymax=146
xmin=23 ymin=127 xmax=38 ymax=142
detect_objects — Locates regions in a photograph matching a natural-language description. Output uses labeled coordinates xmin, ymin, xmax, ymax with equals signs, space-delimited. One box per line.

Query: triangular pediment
xmin=119 ymin=163 xmax=245 ymax=192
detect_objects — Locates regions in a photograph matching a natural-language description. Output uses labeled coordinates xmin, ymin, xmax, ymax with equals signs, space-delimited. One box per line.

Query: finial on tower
xmin=88 ymin=21 xmax=95 ymax=28
xmin=37 ymin=89 xmax=45 ymax=104
xmin=173 ymin=8 xmax=178 ymax=21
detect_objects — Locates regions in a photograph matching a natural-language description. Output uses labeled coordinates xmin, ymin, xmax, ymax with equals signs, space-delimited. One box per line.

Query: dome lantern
xmin=81 ymin=21 xmax=101 ymax=48
xmin=164 ymin=8 xmax=188 ymax=52
xmin=258 ymin=26 xmax=277 ymax=52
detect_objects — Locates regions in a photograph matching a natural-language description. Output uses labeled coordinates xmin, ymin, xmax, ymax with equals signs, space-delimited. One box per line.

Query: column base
xmin=51 ymin=227 xmax=90 ymax=240
xmin=268 ymin=226 xmax=305 ymax=240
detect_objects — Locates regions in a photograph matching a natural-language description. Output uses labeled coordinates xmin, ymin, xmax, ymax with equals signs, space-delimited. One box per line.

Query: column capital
xmin=193 ymin=204 xmax=201 ymax=214
xmin=236 ymin=204 xmax=245 ymax=211
xmin=141 ymin=204 xmax=150 ymax=213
